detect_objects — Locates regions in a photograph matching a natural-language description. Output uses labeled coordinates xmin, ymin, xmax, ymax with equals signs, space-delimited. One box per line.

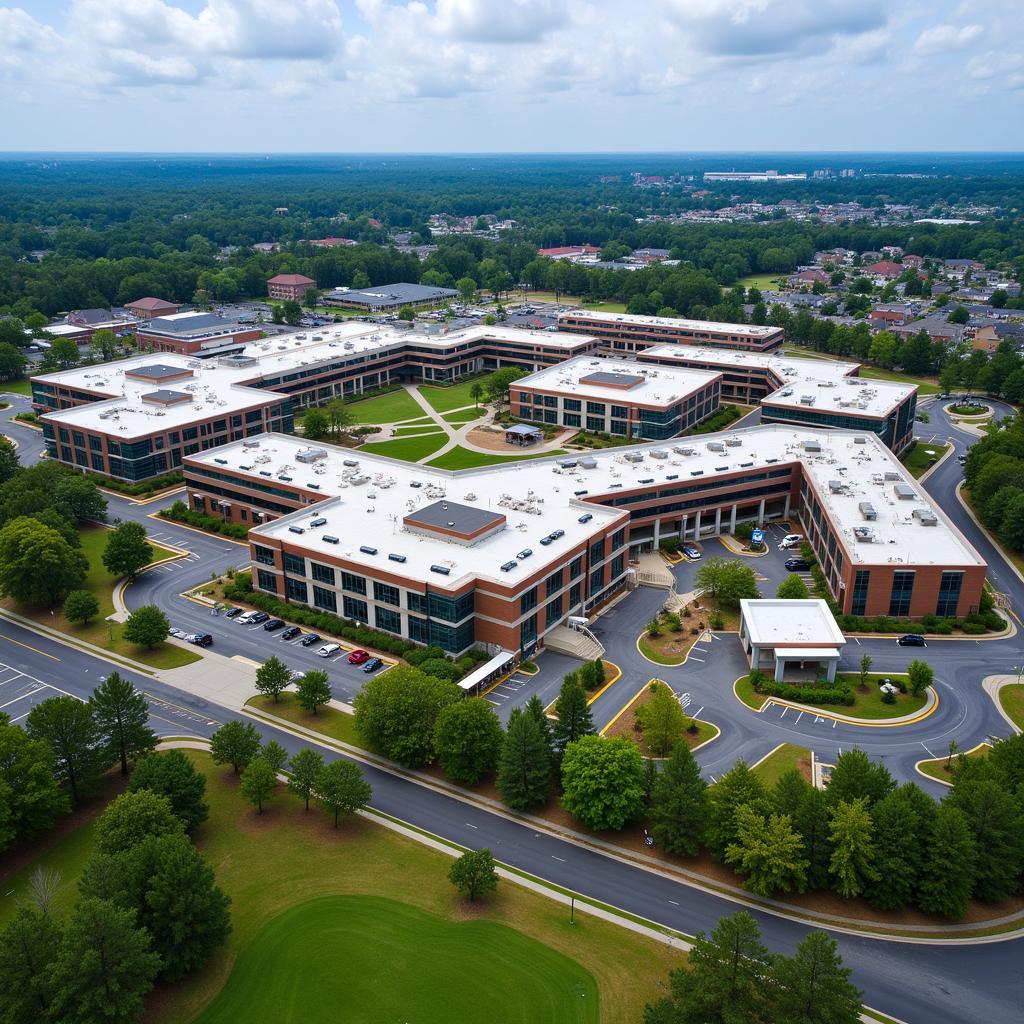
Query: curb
xmin=982 ymin=676 xmax=1023 ymax=735
xmin=955 ymin=481 xmax=1024 ymax=587
xmin=913 ymin=742 xmax=994 ymax=788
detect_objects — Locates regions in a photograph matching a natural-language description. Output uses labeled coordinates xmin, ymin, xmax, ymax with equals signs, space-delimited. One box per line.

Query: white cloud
xmin=434 ymin=0 xmax=569 ymax=43
xmin=914 ymin=23 xmax=982 ymax=55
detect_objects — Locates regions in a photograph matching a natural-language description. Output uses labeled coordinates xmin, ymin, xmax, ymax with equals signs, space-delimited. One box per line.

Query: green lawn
xmin=427 ymin=446 xmax=566 ymax=470
xmin=390 ymin=424 xmax=446 ymax=437
xmin=247 ymin=693 xmax=369 ymax=749
xmin=735 ymin=673 xmax=928 ymax=720
xmin=347 ymin=389 xmax=423 ymax=424
xmin=581 ymin=300 xmax=627 ymax=313
xmin=443 ymin=407 xmax=485 ymax=424
xmin=736 ymin=273 xmax=784 ymax=292
xmin=360 ymin=433 xmax=449 ymax=462
xmin=900 ymin=441 xmax=952 ymax=479
xmin=917 ymin=745 xmax=990 ymax=783
xmin=194 ymin=896 xmax=598 ymax=1024
xmin=420 ymin=379 xmax=489 ymax=413
xmin=998 ymin=684 xmax=1024 ymax=730
xmin=859 ymin=366 xmax=941 ymax=396
xmin=638 ymin=634 xmax=689 ymax=666
xmin=752 ymin=744 xmax=812 ymax=787
xmin=3 ymin=525 xmax=200 ymax=670
xmin=0 ymin=378 xmax=33 ymax=396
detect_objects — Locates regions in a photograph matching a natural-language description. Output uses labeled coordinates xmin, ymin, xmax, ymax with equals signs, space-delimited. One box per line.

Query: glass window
xmin=407 ymin=592 xmax=427 ymax=614
xmin=374 ymin=581 xmax=400 ymax=606
xmin=546 ymin=570 xmax=562 ymax=597
xmin=521 ymin=586 xmax=538 ymax=614
xmin=256 ymin=569 xmax=277 ymax=593
xmin=253 ymin=545 xmax=275 ymax=566
xmin=936 ymin=571 xmax=963 ymax=618
xmin=343 ymin=596 xmax=368 ymax=623
xmin=888 ymin=571 xmax=915 ymax=617
xmin=586 ymin=401 xmax=606 ymax=415
xmin=589 ymin=568 xmax=604 ymax=597
xmin=311 ymin=562 xmax=335 ymax=585
xmin=851 ymin=570 xmax=870 ymax=616
xmin=283 ymin=552 xmax=305 ymax=575
xmin=545 ymin=597 xmax=562 ymax=627
xmin=312 ymin=585 xmax=337 ymax=612
xmin=589 ymin=538 xmax=605 ymax=562
xmin=570 ymin=556 xmax=583 ymax=580
xmin=285 ymin=577 xmax=307 ymax=602
xmin=375 ymin=606 xmax=402 ymax=634
xmin=341 ymin=571 xmax=366 ymax=595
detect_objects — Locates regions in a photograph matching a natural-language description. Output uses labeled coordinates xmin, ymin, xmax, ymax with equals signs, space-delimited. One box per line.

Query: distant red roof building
xmin=125 ymin=297 xmax=180 ymax=320
xmin=367 ymin=218 xmax=384 ymax=229
xmin=789 ymin=269 xmax=830 ymax=285
xmin=267 ymin=274 xmax=316 ymax=301
xmin=864 ymin=260 xmax=905 ymax=280
xmin=537 ymin=244 xmax=601 ymax=260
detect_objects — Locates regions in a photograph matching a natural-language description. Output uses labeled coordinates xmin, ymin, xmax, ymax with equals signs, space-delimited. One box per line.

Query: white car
xmin=317 ymin=643 xmax=341 ymax=658
xmin=235 ymin=611 xmax=255 ymax=624
xmin=779 ymin=534 xmax=802 ymax=549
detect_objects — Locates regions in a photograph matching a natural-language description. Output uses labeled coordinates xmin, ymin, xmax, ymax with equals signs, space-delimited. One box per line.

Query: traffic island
xmin=600 ymin=678 xmax=719 ymax=755
xmin=915 ymin=742 xmax=994 ymax=786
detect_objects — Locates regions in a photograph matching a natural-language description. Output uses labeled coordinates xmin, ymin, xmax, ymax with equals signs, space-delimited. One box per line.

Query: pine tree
xmin=89 ymin=673 xmax=157 ymax=775
xmin=704 ymin=761 xmax=770 ymax=860
xmin=828 ymin=797 xmax=879 ymax=899
xmin=496 ymin=708 xmax=551 ymax=810
xmin=552 ymin=675 xmax=594 ymax=755
xmin=793 ymin=786 xmax=833 ymax=890
xmin=725 ymin=804 xmax=809 ymax=896
xmin=773 ymin=767 xmax=811 ymax=819
xmin=649 ymin=741 xmax=708 ymax=857
xmin=524 ymin=694 xmax=553 ymax=750
xmin=771 ymin=930 xmax=863 ymax=1024
xmin=825 ymin=748 xmax=894 ymax=808
xmin=47 ymin=898 xmax=160 ymax=1024
xmin=948 ymin=777 xmax=1024 ymax=903
xmin=918 ymin=804 xmax=977 ymax=918
xmin=0 ymin=907 xmax=62 ymax=1023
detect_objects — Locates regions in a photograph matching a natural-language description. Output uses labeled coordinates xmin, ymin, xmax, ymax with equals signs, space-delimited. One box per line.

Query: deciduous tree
xmin=314 ymin=759 xmax=372 ymax=826
xmin=0 ymin=517 xmax=89 ymax=606
xmin=704 ymin=761 xmax=770 ymax=860
xmin=102 ymin=521 xmax=154 ymax=580
xmin=254 ymin=655 xmax=290 ymax=703
xmin=560 ymin=735 xmax=646 ymax=832
xmin=296 ymin=669 xmax=332 ymax=715
xmin=128 ymin=750 xmax=208 ymax=834
xmin=287 ymin=747 xmax=324 ymax=810
xmin=433 ymin=697 xmax=503 ymax=785
xmin=635 ymin=681 xmax=688 ymax=757
xmin=63 ymin=589 xmax=99 ymax=625
xmin=240 ymin=756 xmax=276 ymax=814
xmin=209 ymin=719 xmax=262 ymax=774
xmin=122 ymin=604 xmax=169 ymax=649
xmin=0 ymin=723 xmax=68 ymax=849
xmin=828 ymin=797 xmax=879 ymax=899
xmin=26 ymin=696 xmax=108 ymax=807
xmin=0 ymin=907 xmax=63 ymax=1023
xmin=448 ymin=848 xmax=498 ymax=901
xmin=725 ymin=804 xmax=809 ymax=896
xmin=94 ymin=790 xmax=184 ymax=856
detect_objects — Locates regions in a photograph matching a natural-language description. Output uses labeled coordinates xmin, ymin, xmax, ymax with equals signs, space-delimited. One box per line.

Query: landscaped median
xmin=915 ymin=742 xmax=993 ymax=786
xmin=733 ymin=671 xmax=934 ymax=724
xmin=999 ymin=684 xmax=1024 ymax=730
xmin=750 ymin=743 xmax=813 ymax=786
xmin=601 ymin=679 xmax=718 ymax=756
xmin=637 ymin=604 xmax=738 ymax=667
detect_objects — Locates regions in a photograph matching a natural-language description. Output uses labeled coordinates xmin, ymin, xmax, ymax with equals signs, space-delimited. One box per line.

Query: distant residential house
xmin=893 ymin=315 xmax=964 ymax=346
xmin=61 ymin=309 xmax=138 ymax=342
xmin=308 ymin=237 xmax=357 ymax=248
xmin=972 ymin=322 xmax=1024 ymax=354
xmin=870 ymin=303 xmax=914 ymax=327
xmin=788 ymin=269 xmax=830 ymax=286
xmin=863 ymin=260 xmax=905 ymax=282
xmin=902 ymin=254 xmax=926 ymax=269
xmin=252 ymin=242 xmax=281 ymax=253
xmin=267 ymin=274 xmax=316 ymax=301
xmin=125 ymin=297 xmax=180 ymax=320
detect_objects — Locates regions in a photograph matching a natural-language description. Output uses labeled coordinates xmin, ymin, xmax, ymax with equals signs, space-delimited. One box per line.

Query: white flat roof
xmin=43 ymin=324 xmax=88 ymax=337
xmin=560 ymin=309 xmax=781 ymax=337
xmin=189 ymin=424 xmax=983 ymax=593
xmin=643 ymin=344 xmax=859 ymax=380
xmin=740 ymin=599 xmax=846 ymax=647
xmin=515 ymin=356 xmax=721 ymax=408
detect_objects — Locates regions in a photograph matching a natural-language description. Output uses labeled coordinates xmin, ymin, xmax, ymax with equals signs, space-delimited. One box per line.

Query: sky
xmin=0 ymin=0 xmax=1021 ymax=153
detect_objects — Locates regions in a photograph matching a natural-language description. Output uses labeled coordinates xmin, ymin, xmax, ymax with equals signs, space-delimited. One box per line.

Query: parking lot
xmin=0 ymin=662 xmax=75 ymax=724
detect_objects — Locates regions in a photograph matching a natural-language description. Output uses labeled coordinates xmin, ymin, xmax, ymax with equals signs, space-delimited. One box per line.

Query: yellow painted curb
xmin=719 ymin=534 xmax=768 ymax=558
xmin=600 ymin=677 xmax=719 ymax=752
xmin=732 ymin=674 xmax=940 ymax=728
xmin=914 ymin=742 xmax=993 ymax=788
xmin=587 ymin=661 xmax=622 ymax=705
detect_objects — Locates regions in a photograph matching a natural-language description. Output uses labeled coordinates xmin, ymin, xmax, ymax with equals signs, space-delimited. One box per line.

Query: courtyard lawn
xmin=2 ymin=525 xmax=200 ymax=670
xmin=751 ymin=744 xmax=812 ymax=787
xmin=900 ymin=441 xmax=952 ymax=479
xmin=246 ymin=693 xmax=369 ymax=750
xmin=420 ymin=379 xmax=490 ymax=413
xmin=390 ymin=424 xmax=446 ymax=437
xmin=194 ymin=896 xmax=598 ymax=1024
xmin=427 ymin=446 xmax=567 ymax=470
xmin=998 ymin=684 xmax=1024 ymax=730
xmin=443 ymin=407 xmax=485 ymax=424
xmin=359 ymin=433 xmax=449 ymax=462
xmin=347 ymin=389 xmax=423 ymax=424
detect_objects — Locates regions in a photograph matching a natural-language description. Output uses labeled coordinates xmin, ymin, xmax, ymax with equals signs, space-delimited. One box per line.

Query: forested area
xmin=1 ymin=155 xmax=1022 ymax=318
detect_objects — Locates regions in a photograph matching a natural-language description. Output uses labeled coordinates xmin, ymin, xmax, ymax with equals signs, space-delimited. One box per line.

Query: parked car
xmin=299 ymin=633 xmax=321 ymax=647
xmin=280 ymin=626 xmax=302 ymax=641
xmin=347 ymin=649 xmax=370 ymax=665
xmin=263 ymin=618 xmax=286 ymax=632
xmin=682 ymin=545 xmax=701 ymax=560
xmin=247 ymin=611 xmax=270 ymax=625
xmin=363 ymin=657 xmax=383 ymax=673
xmin=957 ymin=454 xmax=967 ymax=464
xmin=190 ymin=633 xmax=214 ymax=647
xmin=169 ymin=627 xmax=187 ymax=639
xmin=224 ymin=607 xmax=243 ymax=618
xmin=317 ymin=643 xmax=341 ymax=658
xmin=896 ymin=634 xmax=926 ymax=647
xmin=784 ymin=558 xmax=811 ymax=572
xmin=779 ymin=534 xmax=802 ymax=549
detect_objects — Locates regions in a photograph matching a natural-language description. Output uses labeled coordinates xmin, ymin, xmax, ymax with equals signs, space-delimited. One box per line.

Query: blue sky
xmin=0 ymin=1 xmax=1020 ymax=152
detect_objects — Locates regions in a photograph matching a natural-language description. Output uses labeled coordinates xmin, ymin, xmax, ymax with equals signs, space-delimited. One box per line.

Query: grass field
xmin=998 ymin=684 xmax=1024 ymax=730
xmin=3 ymin=526 xmax=200 ymax=670
xmin=194 ymin=895 xmax=598 ymax=1024
xmin=751 ymin=744 xmax=812 ymax=786
xmin=247 ymin=693 xmax=368 ymax=749
xmin=735 ymin=673 xmax=927 ymax=720
xmin=0 ymin=378 xmax=33 ymax=396
xmin=427 ymin=446 xmax=567 ymax=470
xmin=420 ymin=379 xmax=488 ymax=413
xmin=737 ymin=273 xmax=784 ymax=292
xmin=347 ymin=389 xmax=423 ymax=424
xmin=360 ymin=433 xmax=449 ymax=462
xmin=444 ymin=407 xmax=485 ymax=424
xmin=390 ymin=424 xmax=446 ymax=437
xmin=859 ymin=366 xmax=941 ymax=396
xmin=3 ymin=751 xmax=682 ymax=1024
xmin=901 ymin=441 xmax=951 ymax=479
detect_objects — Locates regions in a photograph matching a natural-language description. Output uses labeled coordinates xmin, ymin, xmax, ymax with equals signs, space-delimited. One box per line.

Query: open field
xmin=737 ymin=273 xmax=784 ymax=291
xmin=1 ymin=526 xmax=200 ymax=670
xmin=247 ymin=693 xmax=368 ymax=749
xmin=427 ymin=446 xmax=567 ymax=470
xmin=998 ymin=684 xmax=1024 ymax=730
xmin=347 ymin=389 xmax=423 ymax=424
xmin=901 ymin=441 xmax=952 ymax=479
xmin=751 ymin=744 xmax=813 ymax=786
xmin=360 ymin=433 xmax=449 ymax=462
xmin=735 ymin=672 xmax=927 ymax=720
xmin=859 ymin=366 xmax=941 ymax=395
xmin=194 ymin=895 xmax=599 ymax=1024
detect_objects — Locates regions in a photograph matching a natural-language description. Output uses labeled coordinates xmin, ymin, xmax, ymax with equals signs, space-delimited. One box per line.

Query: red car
xmin=347 ymin=649 xmax=370 ymax=665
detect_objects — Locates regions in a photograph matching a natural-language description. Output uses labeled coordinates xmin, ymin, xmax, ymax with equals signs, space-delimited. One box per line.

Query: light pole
xmin=569 ymin=896 xmax=575 ymax=926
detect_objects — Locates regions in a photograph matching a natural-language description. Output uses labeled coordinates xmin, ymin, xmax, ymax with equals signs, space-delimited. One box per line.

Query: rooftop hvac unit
xmin=349 ymin=474 xmax=369 ymax=485
xmin=649 ymin=449 xmax=668 ymax=459
xmin=579 ymin=457 xmax=597 ymax=469
xmin=799 ymin=395 xmax=816 ymax=405
xmin=804 ymin=440 xmax=822 ymax=452
xmin=828 ymin=479 xmax=845 ymax=493
xmin=859 ymin=502 xmax=878 ymax=521
xmin=624 ymin=452 xmax=644 ymax=463
xmin=724 ymin=437 xmax=742 ymax=447
xmin=913 ymin=508 xmax=938 ymax=526
xmin=296 ymin=448 xmax=328 ymax=463
xmin=853 ymin=526 xmax=876 ymax=543
xmin=853 ymin=436 xmax=867 ymax=444
xmin=893 ymin=483 xmax=915 ymax=500
xmin=706 ymin=441 xmax=725 ymax=452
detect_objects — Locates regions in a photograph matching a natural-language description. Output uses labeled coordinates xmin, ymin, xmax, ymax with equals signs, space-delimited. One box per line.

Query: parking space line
xmin=0 ymin=688 xmax=44 ymax=710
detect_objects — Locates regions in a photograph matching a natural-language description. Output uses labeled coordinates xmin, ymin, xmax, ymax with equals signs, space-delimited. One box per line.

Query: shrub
xmin=80 ymin=470 xmax=184 ymax=496
xmin=160 ymin=501 xmax=248 ymax=540
xmin=709 ymin=611 xmax=725 ymax=630
xmin=962 ymin=621 xmax=986 ymax=635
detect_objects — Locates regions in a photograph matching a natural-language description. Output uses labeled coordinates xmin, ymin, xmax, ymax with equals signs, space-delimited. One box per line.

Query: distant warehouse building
xmin=323 ymin=282 xmax=459 ymax=312
xmin=267 ymin=274 xmax=316 ymax=301
xmin=558 ymin=309 xmax=785 ymax=354
xmin=135 ymin=311 xmax=263 ymax=358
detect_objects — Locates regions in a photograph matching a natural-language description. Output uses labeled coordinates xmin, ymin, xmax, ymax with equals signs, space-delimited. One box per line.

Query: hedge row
xmin=754 ymin=679 xmax=855 ymax=706
xmin=160 ymin=501 xmax=250 ymax=540
xmin=835 ymin=611 xmax=1006 ymax=635
xmin=88 ymin=470 xmax=185 ymax=496
xmin=692 ymin=404 xmax=742 ymax=435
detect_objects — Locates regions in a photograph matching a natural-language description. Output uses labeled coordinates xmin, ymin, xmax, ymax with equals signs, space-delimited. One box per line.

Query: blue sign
xmin=750 ymin=529 xmax=764 ymax=546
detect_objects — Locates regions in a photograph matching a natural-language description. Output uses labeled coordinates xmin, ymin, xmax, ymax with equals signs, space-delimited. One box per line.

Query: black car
xmin=897 ymin=634 xmax=926 ymax=647
xmin=263 ymin=618 xmax=286 ymax=632
xmin=362 ymin=657 xmax=384 ymax=673
xmin=224 ymin=607 xmax=242 ymax=618
xmin=299 ymin=633 xmax=320 ymax=647
xmin=280 ymin=626 xmax=302 ymax=641
xmin=248 ymin=611 xmax=270 ymax=625
xmin=190 ymin=633 xmax=214 ymax=647
xmin=784 ymin=558 xmax=810 ymax=572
